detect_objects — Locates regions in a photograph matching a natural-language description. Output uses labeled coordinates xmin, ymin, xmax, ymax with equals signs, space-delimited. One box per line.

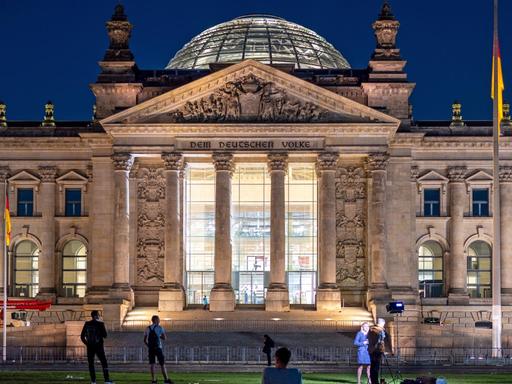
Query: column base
xmin=158 ymin=285 xmax=185 ymax=312
xmin=448 ymin=290 xmax=469 ymax=305
xmin=209 ymin=284 xmax=235 ymax=312
xmin=316 ymin=287 xmax=341 ymax=311
xmin=85 ymin=286 xmax=111 ymax=304
xmin=37 ymin=288 xmax=57 ymax=304
xmin=265 ymin=287 xmax=290 ymax=312
xmin=109 ymin=283 xmax=134 ymax=305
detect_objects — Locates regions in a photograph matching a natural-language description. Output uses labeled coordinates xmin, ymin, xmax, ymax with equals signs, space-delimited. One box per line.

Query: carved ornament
xmin=267 ymin=153 xmax=288 ymax=172
xmin=447 ymin=166 xmax=467 ymax=182
xmin=38 ymin=166 xmax=57 ymax=182
xmin=213 ymin=152 xmax=235 ymax=173
xmin=366 ymin=153 xmax=389 ymax=172
xmin=162 ymin=152 xmax=184 ymax=171
xmin=0 ymin=167 xmax=10 ymax=182
xmin=316 ymin=152 xmax=339 ymax=172
xmin=499 ymin=166 xmax=512 ymax=182
xmin=112 ymin=153 xmax=134 ymax=171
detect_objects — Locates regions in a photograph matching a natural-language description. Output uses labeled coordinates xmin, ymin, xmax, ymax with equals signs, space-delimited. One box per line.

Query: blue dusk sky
xmin=0 ymin=0 xmax=510 ymax=121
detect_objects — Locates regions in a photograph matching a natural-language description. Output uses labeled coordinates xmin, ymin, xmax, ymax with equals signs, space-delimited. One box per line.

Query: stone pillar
xmin=367 ymin=153 xmax=391 ymax=302
xmin=159 ymin=152 xmax=185 ymax=311
xmin=447 ymin=166 xmax=469 ymax=304
xmin=38 ymin=166 xmax=57 ymax=301
xmin=0 ymin=167 xmax=9 ymax=295
xmin=110 ymin=153 xmax=134 ymax=303
xmin=316 ymin=152 xmax=341 ymax=311
xmin=266 ymin=153 xmax=289 ymax=312
xmin=500 ymin=166 xmax=512 ymax=304
xmin=209 ymin=153 xmax=235 ymax=311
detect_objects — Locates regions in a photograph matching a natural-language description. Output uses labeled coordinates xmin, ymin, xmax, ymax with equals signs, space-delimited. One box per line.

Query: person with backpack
xmin=80 ymin=310 xmax=112 ymax=384
xmin=144 ymin=315 xmax=173 ymax=384
xmin=262 ymin=334 xmax=275 ymax=366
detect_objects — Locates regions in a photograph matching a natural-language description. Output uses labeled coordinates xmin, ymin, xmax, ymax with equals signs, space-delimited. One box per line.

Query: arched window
xmin=14 ymin=240 xmax=40 ymax=297
xmin=418 ymin=241 xmax=444 ymax=298
xmin=62 ymin=240 xmax=87 ymax=298
xmin=467 ymin=241 xmax=492 ymax=298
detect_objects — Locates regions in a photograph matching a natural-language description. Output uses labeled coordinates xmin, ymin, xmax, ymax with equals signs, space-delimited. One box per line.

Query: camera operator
xmin=367 ymin=318 xmax=391 ymax=384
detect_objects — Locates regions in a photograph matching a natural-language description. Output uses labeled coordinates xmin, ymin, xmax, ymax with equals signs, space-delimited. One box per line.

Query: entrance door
xmin=288 ymin=271 xmax=316 ymax=304
xmin=238 ymin=272 xmax=264 ymax=304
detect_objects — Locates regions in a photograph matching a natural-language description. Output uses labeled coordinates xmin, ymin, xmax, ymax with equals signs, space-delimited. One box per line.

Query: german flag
xmin=5 ymin=188 xmax=10 ymax=246
xmin=492 ymin=34 xmax=505 ymax=134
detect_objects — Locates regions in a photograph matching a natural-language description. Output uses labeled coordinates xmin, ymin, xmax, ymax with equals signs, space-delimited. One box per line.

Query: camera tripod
xmin=379 ymin=313 xmax=403 ymax=384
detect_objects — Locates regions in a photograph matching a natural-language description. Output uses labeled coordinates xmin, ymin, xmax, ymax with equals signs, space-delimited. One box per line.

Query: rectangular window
xmin=65 ymin=189 xmax=82 ymax=217
xmin=17 ymin=188 xmax=34 ymax=217
xmin=472 ymin=189 xmax=489 ymax=217
xmin=423 ymin=188 xmax=440 ymax=217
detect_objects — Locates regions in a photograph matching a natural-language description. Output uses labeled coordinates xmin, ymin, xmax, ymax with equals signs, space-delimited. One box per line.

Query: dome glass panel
xmin=166 ymin=15 xmax=350 ymax=70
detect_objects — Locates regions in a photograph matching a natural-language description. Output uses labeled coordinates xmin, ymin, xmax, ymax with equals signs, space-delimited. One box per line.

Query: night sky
xmin=0 ymin=0 xmax=510 ymax=121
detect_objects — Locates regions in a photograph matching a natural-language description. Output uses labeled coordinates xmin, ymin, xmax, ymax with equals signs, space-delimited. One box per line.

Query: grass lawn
xmin=0 ymin=371 xmax=510 ymax=384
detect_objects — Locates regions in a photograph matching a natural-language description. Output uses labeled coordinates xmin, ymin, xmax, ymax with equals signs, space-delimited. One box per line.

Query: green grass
xmin=0 ymin=371 xmax=510 ymax=384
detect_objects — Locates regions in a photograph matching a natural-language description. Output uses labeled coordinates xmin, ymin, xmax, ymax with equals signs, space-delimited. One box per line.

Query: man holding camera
xmin=367 ymin=318 xmax=390 ymax=384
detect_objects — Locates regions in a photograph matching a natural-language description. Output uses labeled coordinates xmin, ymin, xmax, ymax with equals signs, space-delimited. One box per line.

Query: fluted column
xmin=266 ymin=153 xmax=289 ymax=312
xmin=209 ymin=153 xmax=235 ymax=311
xmin=159 ymin=152 xmax=185 ymax=311
xmin=0 ymin=167 xmax=9 ymax=295
xmin=316 ymin=152 xmax=341 ymax=311
xmin=500 ymin=166 xmax=512 ymax=303
xmin=367 ymin=153 xmax=390 ymax=300
xmin=447 ymin=166 xmax=469 ymax=304
xmin=110 ymin=153 xmax=134 ymax=302
xmin=38 ymin=166 xmax=57 ymax=301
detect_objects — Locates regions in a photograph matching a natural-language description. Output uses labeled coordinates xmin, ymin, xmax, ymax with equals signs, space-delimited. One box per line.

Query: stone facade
xmin=1 ymin=3 xmax=512 ymax=350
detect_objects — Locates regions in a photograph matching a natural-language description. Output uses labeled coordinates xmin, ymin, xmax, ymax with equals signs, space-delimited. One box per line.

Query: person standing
xmin=263 ymin=334 xmax=275 ymax=366
xmin=367 ymin=318 xmax=389 ymax=384
xmin=353 ymin=322 xmax=371 ymax=384
xmin=80 ymin=310 xmax=112 ymax=384
xmin=202 ymin=295 xmax=208 ymax=310
xmin=144 ymin=315 xmax=174 ymax=384
xmin=261 ymin=347 xmax=302 ymax=384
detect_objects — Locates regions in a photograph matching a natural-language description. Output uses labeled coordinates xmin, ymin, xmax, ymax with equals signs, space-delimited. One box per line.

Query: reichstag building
xmin=2 ymin=3 xmax=511 ymax=329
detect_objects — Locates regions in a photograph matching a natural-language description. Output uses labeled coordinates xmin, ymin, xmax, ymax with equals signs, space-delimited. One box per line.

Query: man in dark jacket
xmin=367 ymin=318 xmax=390 ymax=384
xmin=80 ymin=310 xmax=112 ymax=384
xmin=263 ymin=334 xmax=275 ymax=366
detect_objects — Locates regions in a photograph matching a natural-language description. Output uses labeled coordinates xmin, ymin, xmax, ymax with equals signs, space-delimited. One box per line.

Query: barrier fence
xmin=107 ymin=319 xmax=363 ymax=332
xmin=3 ymin=346 xmax=512 ymax=366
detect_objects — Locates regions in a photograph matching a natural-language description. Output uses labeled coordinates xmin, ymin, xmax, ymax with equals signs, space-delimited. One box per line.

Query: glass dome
xmin=166 ymin=15 xmax=350 ymax=70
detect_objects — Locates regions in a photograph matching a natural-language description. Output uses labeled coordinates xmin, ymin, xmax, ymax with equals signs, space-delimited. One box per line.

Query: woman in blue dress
xmin=353 ymin=322 xmax=371 ymax=384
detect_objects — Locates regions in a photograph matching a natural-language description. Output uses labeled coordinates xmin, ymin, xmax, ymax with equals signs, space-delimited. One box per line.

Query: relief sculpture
xmin=164 ymin=74 xmax=331 ymax=123
xmin=136 ymin=166 xmax=165 ymax=285
xmin=335 ymin=166 xmax=367 ymax=288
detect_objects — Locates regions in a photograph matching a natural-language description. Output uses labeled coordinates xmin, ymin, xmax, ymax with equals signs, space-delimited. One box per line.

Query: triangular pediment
xmin=417 ymin=170 xmax=449 ymax=183
xmin=56 ymin=170 xmax=88 ymax=184
xmin=465 ymin=170 xmax=493 ymax=183
xmin=101 ymin=60 xmax=400 ymax=126
xmin=8 ymin=170 xmax=40 ymax=183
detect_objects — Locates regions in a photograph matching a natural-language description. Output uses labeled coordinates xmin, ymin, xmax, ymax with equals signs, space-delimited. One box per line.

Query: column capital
xmin=500 ymin=166 xmax=512 ymax=182
xmin=410 ymin=165 xmax=419 ymax=181
xmin=0 ymin=166 xmax=10 ymax=182
xmin=212 ymin=152 xmax=235 ymax=174
xmin=316 ymin=152 xmax=339 ymax=172
xmin=38 ymin=166 xmax=57 ymax=182
xmin=267 ymin=153 xmax=288 ymax=173
xmin=162 ymin=152 xmax=184 ymax=171
xmin=112 ymin=152 xmax=134 ymax=171
xmin=366 ymin=153 xmax=389 ymax=172
xmin=447 ymin=166 xmax=467 ymax=182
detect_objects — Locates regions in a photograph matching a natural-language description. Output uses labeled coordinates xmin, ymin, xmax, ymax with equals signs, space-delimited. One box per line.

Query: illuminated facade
xmin=2 ymin=2 xmax=512 ymax=329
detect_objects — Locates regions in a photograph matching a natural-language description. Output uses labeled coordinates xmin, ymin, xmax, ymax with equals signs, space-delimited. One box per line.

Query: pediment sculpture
xmin=162 ymin=74 xmax=334 ymax=123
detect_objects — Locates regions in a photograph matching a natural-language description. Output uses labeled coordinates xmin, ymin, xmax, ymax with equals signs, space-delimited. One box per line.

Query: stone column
xmin=110 ymin=153 xmax=134 ymax=303
xmin=159 ymin=152 xmax=185 ymax=311
xmin=266 ymin=153 xmax=289 ymax=312
xmin=316 ymin=152 xmax=341 ymax=311
xmin=367 ymin=153 xmax=390 ymax=301
xmin=38 ymin=166 xmax=57 ymax=301
xmin=209 ymin=153 xmax=235 ymax=311
xmin=447 ymin=166 xmax=469 ymax=304
xmin=500 ymin=166 xmax=512 ymax=304
xmin=0 ymin=167 xmax=9 ymax=295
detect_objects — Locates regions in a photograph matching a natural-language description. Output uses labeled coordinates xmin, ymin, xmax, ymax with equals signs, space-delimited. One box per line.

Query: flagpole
xmin=2 ymin=181 xmax=7 ymax=363
xmin=492 ymin=0 xmax=502 ymax=358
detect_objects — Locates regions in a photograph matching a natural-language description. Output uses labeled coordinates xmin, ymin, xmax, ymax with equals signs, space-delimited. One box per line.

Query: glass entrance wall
xmin=285 ymin=164 xmax=317 ymax=304
xmin=232 ymin=164 xmax=270 ymax=304
xmin=185 ymin=164 xmax=216 ymax=304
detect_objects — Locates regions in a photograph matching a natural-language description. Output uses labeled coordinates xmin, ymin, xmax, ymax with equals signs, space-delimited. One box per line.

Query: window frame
xmin=423 ymin=188 xmax=441 ymax=217
xmin=13 ymin=240 xmax=40 ymax=298
xmin=64 ymin=188 xmax=82 ymax=217
xmin=471 ymin=188 xmax=490 ymax=217
xmin=418 ymin=240 xmax=445 ymax=298
xmin=61 ymin=240 xmax=87 ymax=298
xmin=416 ymin=170 xmax=449 ymax=217
xmin=467 ymin=241 xmax=492 ymax=299
xmin=16 ymin=188 xmax=34 ymax=217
